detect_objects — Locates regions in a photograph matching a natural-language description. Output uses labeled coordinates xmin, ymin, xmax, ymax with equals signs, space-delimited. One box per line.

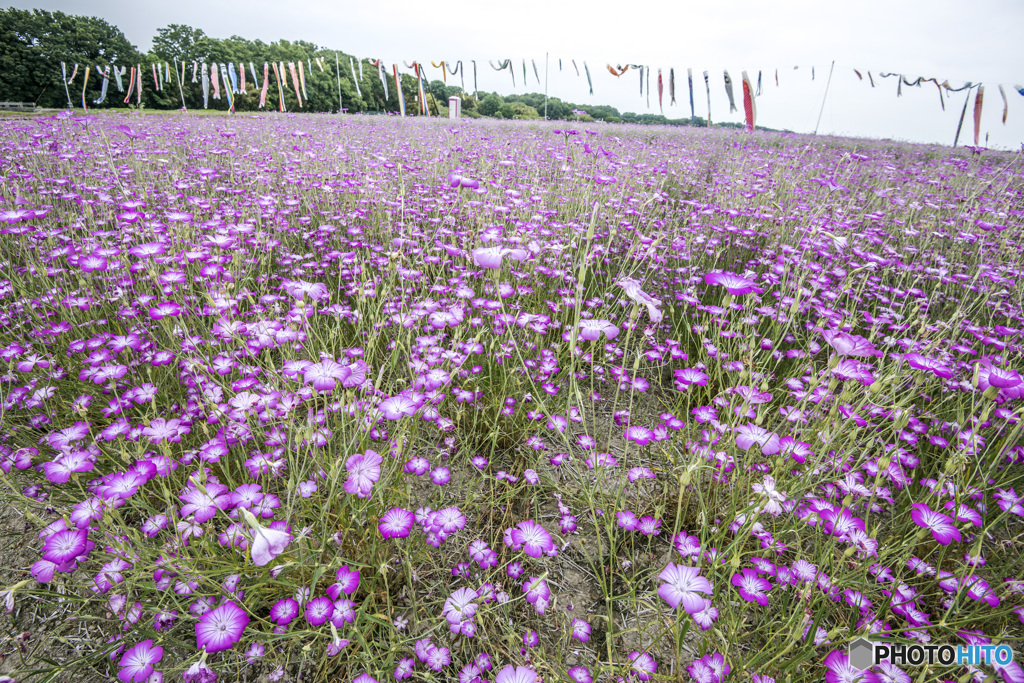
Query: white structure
xmin=448 ymin=96 xmax=461 ymax=119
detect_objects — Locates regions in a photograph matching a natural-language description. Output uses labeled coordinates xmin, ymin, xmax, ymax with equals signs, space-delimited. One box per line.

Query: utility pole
xmin=544 ymin=52 xmax=549 ymax=120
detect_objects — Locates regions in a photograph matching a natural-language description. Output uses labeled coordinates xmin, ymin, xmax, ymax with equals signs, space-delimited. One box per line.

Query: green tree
xmin=478 ymin=93 xmax=502 ymax=116
xmin=0 ymin=8 xmax=143 ymax=108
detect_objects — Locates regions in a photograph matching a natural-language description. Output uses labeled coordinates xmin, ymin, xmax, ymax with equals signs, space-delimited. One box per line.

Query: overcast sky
xmin=12 ymin=0 xmax=1024 ymax=149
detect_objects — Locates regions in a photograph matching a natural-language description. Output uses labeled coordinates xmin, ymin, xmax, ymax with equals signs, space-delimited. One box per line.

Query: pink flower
xmin=731 ymin=569 xmax=772 ymax=606
xmin=734 ymin=423 xmax=781 ymax=455
xmin=344 ymin=450 xmax=383 ymax=498
xmin=379 ymin=508 xmax=415 ymax=539
xmin=495 ymin=666 xmax=537 ymax=683
xmin=471 ymin=247 xmax=528 ymax=269
xmin=910 ymin=503 xmax=961 ymax=545
xmin=616 ymin=277 xmax=663 ymax=323
xmin=657 ymin=563 xmax=714 ymax=613
xmin=195 ymin=600 xmax=249 ymax=653
xmin=379 ymin=394 xmax=420 ymax=419
xmin=628 ymin=651 xmax=657 ymax=681
xmin=821 ymin=330 xmax=881 ymax=357
xmin=41 ymin=529 xmax=88 ymax=564
xmin=303 ymin=359 xmax=352 ymax=392
xmin=510 ymin=520 xmax=554 ymax=558
xmin=823 ymin=650 xmax=864 ymax=683
xmin=576 ymin=318 xmax=620 ymax=341
xmin=118 ymin=639 xmax=163 ymax=683
xmin=242 ymin=509 xmax=292 ymax=566
xmin=704 ymin=271 xmax=763 ymax=295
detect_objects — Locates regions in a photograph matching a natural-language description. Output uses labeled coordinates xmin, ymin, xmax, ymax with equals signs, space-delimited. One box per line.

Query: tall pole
xmin=544 ymin=52 xmax=549 ymax=120
xmin=814 ymin=59 xmax=835 ymax=135
xmin=335 ymin=52 xmax=343 ymax=114
xmin=953 ymin=86 xmax=972 ymax=147
xmin=176 ymin=60 xmax=187 ymax=111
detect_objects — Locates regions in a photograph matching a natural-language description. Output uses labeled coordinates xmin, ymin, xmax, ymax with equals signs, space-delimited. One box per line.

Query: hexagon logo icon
xmin=849 ymin=638 xmax=875 ymax=671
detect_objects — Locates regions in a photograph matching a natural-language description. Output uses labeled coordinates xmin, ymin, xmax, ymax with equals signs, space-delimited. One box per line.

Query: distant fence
xmin=0 ymin=102 xmax=37 ymax=112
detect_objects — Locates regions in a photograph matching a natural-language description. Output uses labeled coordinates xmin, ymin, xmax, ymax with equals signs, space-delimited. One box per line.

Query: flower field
xmin=0 ymin=111 xmax=1022 ymax=683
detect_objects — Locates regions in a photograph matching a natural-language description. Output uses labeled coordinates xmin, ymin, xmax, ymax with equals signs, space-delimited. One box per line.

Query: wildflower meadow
xmin=0 ymin=110 xmax=1022 ymax=683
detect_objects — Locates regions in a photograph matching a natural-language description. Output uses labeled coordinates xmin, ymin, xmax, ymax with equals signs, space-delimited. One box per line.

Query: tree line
xmin=0 ymin=8 xmax=719 ymax=127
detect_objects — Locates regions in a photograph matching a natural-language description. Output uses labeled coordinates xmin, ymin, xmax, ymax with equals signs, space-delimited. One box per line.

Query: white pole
xmin=335 ymin=52 xmax=343 ymax=114
xmin=544 ymin=52 xmax=549 ymax=120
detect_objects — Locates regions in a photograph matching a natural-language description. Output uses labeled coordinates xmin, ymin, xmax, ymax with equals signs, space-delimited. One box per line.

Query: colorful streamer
xmin=703 ymin=70 xmax=711 ymax=126
xmin=201 ymin=62 xmax=209 ymax=108
xmin=724 ymin=70 xmax=737 ymax=113
xmin=289 ymin=62 xmax=303 ymax=107
xmin=973 ymin=85 xmax=984 ymax=147
xmin=81 ymin=66 xmax=90 ymax=110
xmin=393 ymin=64 xmax=406 ymax=116
xmin=220 ymin=64 xmax=235 ymax=112
xmin=123 ymin=66 xmax=135 ymax=104
xmin=298 ymin=60 xmax=308 ymax=101
xmin=239 ymin=63 xmax=246 ymax=94
xmin=584 ymin=61 xmax=593 ymax=95
xmin=688 ymin=68 xmax=695 ymax=124
xmin=999 ymin=84 xmax=1008 ymax=124
xmin=271 ymin=62 xmax=286 ymax=112
xmin=259 ymin=63 xmax=269 ymax=108
xmin=669 ymin=67 xmax=676 ymax=105
xmin=211 ymin=63 xmax=220 ymax=100
xmin=93 ymin=66 xmax=110 ymax=105
xmin=657 ymin=68 xmax=663 ymax=113
xmin=741 ymin=70 xmax=756 ymax=131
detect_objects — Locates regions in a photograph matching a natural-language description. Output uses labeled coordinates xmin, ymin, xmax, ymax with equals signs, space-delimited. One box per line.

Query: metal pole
xmin=953 ymin=86 xmax=972 ymax=147
xmin=814 ymin=59 xmax=835 ymax=135
xmin=544 ymin=52 xmax=549 ymax=120
xmin=176 ymin=60 xmax=187 ymax=110
xmin=335 ymin=52 xmax=343 ymax=113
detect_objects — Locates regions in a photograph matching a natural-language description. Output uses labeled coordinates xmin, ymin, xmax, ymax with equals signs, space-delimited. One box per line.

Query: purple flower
xmin=902 ymin=352 xmax=954 ymax=379
xmin=40 ymin=529 xmax=88 ymax=565
xmin=731 ymin=569 xmax=772 ymax=606
xmin=576 ymin=318 xmax=620 ymax=341
xmin=658 ymin=563 xmax=714 ymax=613
xmin=704 ymin=271 xmax=763 ymax=295
xmin=345 ymin=450 xmax=383 ymax=498
xmin=571 ymin=617 xmax=591 ymax=642
xmin=567 ymin=667 xmax=592 ymax=683
xmin=832 ymin=358 xmax=876 ymax=386
xmin=510 ymin=520 xmax=554 ymax=558
xmin=270 ymin=598 xmax=299 ymax=625
xmin=379 ymin=394 xmax=420 ymax=419
xmin=734 ymin=423 xmax=781 ymax=455
xmin=495 ymin=665 xmax=537 ymax=683
xmin=471 ymin=246 xmax=528 ymax=269
xmin=616 ymin=277 xmax=663 ymax=323
xmin=195 ymin=600 xmax=249 ymax=653
xmin=379 ymin=508 xmax=415 ymax=539
xmin=910 ymin=503 xmax=961 ymax=545
xmin=306 ymin=596 xmax=335 ymax=626
xmin=823 ymin=651 xmax=864 ymax=683
xmin=628 ymin=651 xmax=657 ymax=681
xmin=303 ymin=359 xmax=351 ymax=392
xmin=821 ymin=330 xmax=881 ymax=357
xmin=241 ymin=510 xmax=292 ymax=566
xmin=117 ymin=639 xmax=163 ymax=683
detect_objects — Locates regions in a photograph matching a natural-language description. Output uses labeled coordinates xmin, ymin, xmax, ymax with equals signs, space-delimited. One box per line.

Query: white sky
xmin=14 ymin=0 xmax=1024 ymax=148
